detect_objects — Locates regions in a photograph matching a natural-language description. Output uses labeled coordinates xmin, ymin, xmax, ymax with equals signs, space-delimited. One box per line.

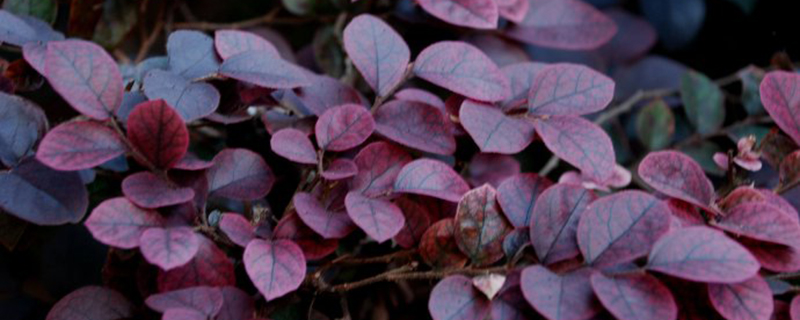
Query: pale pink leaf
xmin=84 ymin=197 xmax=164 ymax=249
xmin=460 ymin=100 xmax=535 ymax=154
xmin=243 ymin=239 xmax=306 ymax=301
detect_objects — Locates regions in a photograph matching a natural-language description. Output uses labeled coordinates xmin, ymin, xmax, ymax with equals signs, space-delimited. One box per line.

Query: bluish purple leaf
xmin=374 ymin=100 xmax=456 ymax=155
xmin=156 ymin=236 xmax=235 ymax=292
xmin=343 ymin=14 xmax=410 ymax=96
xmin=454 ymin=184 xmax=511 ymax=266
xmin=293 ymin=191 xmax=356 ymax=239
xmin=0 ymin=9 xmax=38 ymax=46
xmin=528 ymin=63 xmax=615 ymax=116
xmin=531 ymin=183 xmax=596 ymax=265
xmin=142 ymin=69 xmax=220 ymax=121
xmin=708 ymin=275 xmax=773 ymax=320
xmin=84 ymin=197 xmax=164 ymax=249
xmin=167 ymin=30 xmax=220 ymax=79
xmin=145 ymin=286 xmax=223 ymax=316
xmin=244 ymin=239 xmax=306 ymax=301
xmin=217 ymin=287 xmax=255 ymax=320
xmin=715 ymin=202 xmax=800 ymax=249
xmin=46 ymin=286 xmax=133 ymax=320
xmin=214 ymin=30 xmax=279 ymax=60
xmin=466 ymin=153 xmax=520 ymax=188
xmin=220 ymin=50 xmax=309 ymax=89
xmin=207 ymin=148 xmax=275 ymax=200
xmin=22 ymin=41 xmax=47 ymax=74
xmin=534 ymin=116 xmax=616 ymax=182
xmin=140 ymin=226 xmax=200 ymax=270
xmin=520 ymin=265 xmax=602 ymax=320
xmin=0 ymin=158 xmax=87 ymax=225
xmin=36 ymin=120 xmax=126 ymax=171
xmin=460 ymin=100 xmax=535 ymax=154
xmin=273 ymin=212 xmax=339 ymax=260
xmin=270 ymin=128 xmax=318 ymax=164
xmin=293 ymin=74 xmax=364 ymax=116
xmin=496 ymin=173 xmax=553 ymax=229
xmin=590 ymin=272 xmax=678 ymax=320
xmin=351 ymin=141 xmax=412 ymax=197
xmin=506 ymin=0 xmax=617 ymax=50
xmin=501 ymin=61 xmax=548 ymax=110
xmin=428 ymin=275 xmax=492 ymax=320
xmin=394 ymin=159 xmax=470 ymax=202
xmin=315 ymin=104 xmax=374 ymax=152
xmin=122 ymin=172 xmax=195 ymax=209
xmin=0 ymin=92 xmax=47 ymax=167
xmin=395 ymin=88 xmax=446 ymax=112
xmin=345 ymin=191 xmax=405 ymax=243
xmin=322 ymin=158 xmax=357 ymax=180
xmin=218 ymin=213 xmax=255 ymax=247
xmin=162 ymin=309 xmax=206 ymax=320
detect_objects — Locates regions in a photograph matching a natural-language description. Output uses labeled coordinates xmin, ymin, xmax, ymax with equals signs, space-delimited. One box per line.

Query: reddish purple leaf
xmin=531 ymin=184 xmax=596 ymax=265
xmin=343 ymin=14 xmax=410 ymax=96
xmin=46 ymin=286 xmax=133 ymax=320
xmin=791 ymin=295 xmax=800 ymax=320
xmin=122 ymin=172 xmax=195 ymax=208
xmin=395 ymin=88 xmax=446 ymax=112
xmin=428 ymin=275 xmax=492 ymax=320
xmin=315 ymin=104 xmax=374 ymax=152
xmin=460 ymin=100 xmax=535 ymax=154
xmin=667 ymin=199 xmax=705 ymax=228
xmin=0 ymin=92 xmax=48 ymax=167
xmin=156 ymin=236 xmax=236 ymax=292
xmin=142 ymin=69 xmax=221 ymax=121
xmin=219 ymin=51 xmax=309 ymax=89
xmin=505 ymin=0 xmax=617 ymax=50
xmin=454 ymin=185 xmax=511 ymax=266
xmin=167 ymin=30 xmax=220 ymax=79
xmin=577 ymin=190 xmax=671 ymax=267
xmin=708 ymin=275 xmax=773 ymax=320
xmin=84 ymin=197 xmax=164 ymax=249
xmin=590 ymin=272 xmax=678 ymax=320
xmin=217 ymin=287 xmax=255 ymax=320
xmin=413 ymin=41 xmax=510 ymax=102
xmin=501 ymin=61 xmax=548 ymax=110
xmin=0 ymin=158 xmax=88 ymax=225
xmin=420 ymin=218 xmax=469 ymax=268
xmin=44 ymin=40 xmax=122 ymax=120
xmin=146 ymin=286 xmax=223 ymax=316
xmin=520 ymin=266 xmax=602 ymax=320
xmin=36 ymin=120 xmax=126 ymax=171
xmin=528 ymin=63 xmax=615 ymax=116
xmin=597 ymin=9 xmax=657 ymax=64
xmin=760 ymin=71 xmax=800 ymax=145
xmin=322 ymin=158 xmax=357 ymax=180
xmin=140 ymin=226 xmax=200 ymax=270
xmin=293 ymin=74 xmax=364 ymax=116
xmin=162 ymin=309 xmax=206 ymax=320
xmin=270 ymin=128 xmax=318 ymax=164
xmin=491 ymin=274 xmax=530 ymax=320
xmin=219 ymin=213 xmax=255 ymax=247
xmin=417 ymin=0 xmax=498 ymax=29
xmin=394 ymin=197 xmax=432 ymax=248
xmin=757 ymin=189 xmax=800 ymax=224
xmin=293 ymin=192 xmax=355 ymax=239
xmin=718 ymin=186 xmax=767 ymax=212
xmin=214 ymin=30 xmax=279 ymax=60
xmin=273 ymin=212 xmax=339 ymax=260
xmin=466 ymin=153 xmax=520 ymax=188
xmin=497 ymin=0 xmax=530 ymax=23
xmin=351 ymin=141 xmax=412 ymax=197
xmin=497 ymin=173 xmax=553 ymax=229
xmin=207 ymin=148 xmax=275 ymax=200
xmin=715 ymin=202 xmax=800 ymax=249
xmin=534 ymin=116 xmax=616 ymax=182
xmin=261 ymin=110 xmax=315 ymax=135
xmin=646 ymin=226 xmax=760 ymax=283
xmin=345 ymin=192 xmax=405 ymax=243
xmin=638 ymin=150 xmax=717 ymax=210
xmin=502 ymin=227 xmax=530 ymax=258
xmin=374 ymin=100 xmax=456 ymax=155
xmin=244 ymin=239 xmax=306 ymax=301
xmin=173 ymin=153 xmax=214 ymax=171
xmin=127 ymin=100 xmax=189 ymax=169
xmin=394 ymin=159 xmax=470 ymax=202
xmin=741 ymin=239 xmax=800 ymax=273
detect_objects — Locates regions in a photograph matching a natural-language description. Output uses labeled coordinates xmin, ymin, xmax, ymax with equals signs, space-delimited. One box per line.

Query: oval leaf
xmin=681 ymin=70 xmax=725 ymax=134
xmin=46 ymin=286 xmax=133 ymax=320
xmin=460 ymin=100 xmax=535 ymax=154
xmin=315 ymin=104 xmax=374 ymax=152
xmin=143 ymin=69 xmax=221 ymax=121
xmin=122 ymin=172 xmax=195 ymax=209
xmin=214 ymin=30 xmax=279 ymax=60
xmin=351 ymin=141 xmax=412 ymax=197
xmin=394 ymin=159 xmax=470 ymax=202
xmin=0 ymin=92 xmax=47 ymax=167
xmin=273 ymin=212 xmax=339 ymax=260
xmin=454 ymin=185 xmax=510 ymax=266
xmin=590 ymin=272 xmax=678 ymax=320
xmin=531 ymin=183 xmax=596 ymax=265
xmin=345 ymin=191 xmax=405 ymax=243
xmin=218 ymin=213 xmax=255 ymax=247
xmin=395 ymin=88 xmax=446 ymax=111
xmin=501 ymin=61 xmax=548 ymax=110
xmin=270 ymin=128 xmax=318 ymax=164
xmin=84 ymin=197 xmax=164 ymax=249
xmin=293 ymin=192 xmax=355 ymax=239
xmin=244 ymin=239 xmax=306 ymax=301
xmin=145 ymin=286 xmax=223 ymax=316
xmin=127 ymin=100 xmax=189 ymax=169
xmin=413 ymin=41 xmax=509 ymax=102
xmin=528 ymin=63 xmax=615 ymax=116
xmin=496 ymin=173 xmax=553 ymax=229
xmin=534 ymin=116 xmax=616 ymax=182
xmin=322 ymin=158 xmax=357 ymax=180
xmin=741 ymin=238 xmax=800 ymax=273
xmin=37 ymin=120 xmax=126 ymax=171
xmin=207 ymin=148 xmax=275 ymax=200
xmin=140 ymin=226 xmax=200 ymax=270
xmin=761 ymin=71 xmax=800 ymax=145
xmin=505 ymin=0 xmax=617 ymax=50
xmin=417 ymin=0 xmax=498 ymax=29
xmin=374 ymin=100 xmax=456 ymax=155
xmin=157 ymin=236 xmax=236 ymax=292
xmin=293 ymin=74 xmax=364 ymax=116
xmin=343 ymin=14 xmax=410 ymax=96
xmin=216 ymin=286 xmax=255 ymax=320
xmin=636 ymin=98 xmax=675 ymax=150
xmin=0 ymin=158 xmax=87 ymax=225
xmin=638 ymin=150 xmax=716 ymax=210
xmin=428 ymin=275 xmax=492 ymax=320
xmin=219 ymin=50 xmax=309 ymax=89
xmin=708 ymin=275 xmax=773 ymax=320
xmin=0 ymin=10 xmax=38 ymax=46
xmin=167 ymin=30 xmax=220 ymax=79
xmin=420 ymin=218 xmax=469 ymax=268
xmin=520 ymin=265 xmax=602 ymax=320
xmin=715 ymin=202 xmax=800 ymax=249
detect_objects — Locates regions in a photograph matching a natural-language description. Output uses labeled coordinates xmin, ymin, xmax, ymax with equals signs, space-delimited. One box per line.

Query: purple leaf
xmin=44 ymin=40 xmax=122 ymax=120
xmin=293 ymin=191 xmax=355 ymax=239
xmin=460 ymin=100 xmax=535 ymax=154
xmin=666 ymin=199 xmax=705 ymax=228
xmin=261 ymin=110 xmax=315 ymax=135
xmin=792 ymin=295 xmax=800 ymax=320
xmin=741 ymin=238 xmax=800 ymax=273
xmin=760 ymin=71 xmax=800 ymax=145
xmin=217 ymin=287 xmax=255 ymax=320
xmin=646 ymin=226 xmax=760 ymax=283
xmin=219 ymin=213 xmax=255 ymax=247
xmin=22 ymin=41 xmax=47 ymax=75
xmin=454 ymin=185 xmax=511 ymax=266
xmin=274 ymin=212 xmax=339 ymax=260
xmin=374 ymin=100 xmax=456 ymax=155
xmin=428 ymin=275 xmax=492 ymax=320
xmin=419 ymin=218 xmax=469 ymax=268
xmin=127 ymin=100 xmax=190 ymax=169
xmin=506 ymin=0 xmax=617 ymax=50
xmin=491 ymin=273 xmax=530 ymax=320
xmin=140 ymin=226 xmax=200 ymax=270
xmin=36 ymin=120 xmax=126 ymax=171
xmin=315 ymin=104 xmax=374 ymax=152
xmin=214 ymin=30 xmax=279 ymax=60
xmin=270 ymin=128 xmax=318 ymax=164
xmin=244 ymin=239 xmax=306 ymax=301
xmin=162 ymin=309 xmax=206 ymax=320
xmin=351 ymin=141 xmax=412 ymax=197
xmin=531 ymin=183 xmax=596 ymax=265
xmin=345 ymin=191 xmax=405 ymax=243
xmin=497 ymin=173 xmax=553 ymax=229
xmin=590 ymin=273 xmax=678 ymax=320
xmin=122 ymin=172 xmax=195 ymax=209
xmin=638 ymin=150 xmax=717 ymax=210
xmin=597 ymin=9 xmax=657 ymax=64
xmin=157 ymin=236 xmax=236 ymax=292
xmin=520 ymin=265 xmax=602 ymax=320
xmin=528 ymin=63 xmax=615 ymax=116
xmin=417 ymin=0 xmax=498 ymax=29
xmin=0 ymin=10 xmax=38 ymax=46
xmin=343 ymin=14 xmax=410 ymax=96
xmin=466 ymin=153 xmax=520 ymax=188
xmin=534 ymin=116 xmax=616 ymax=182
xmin=167 ymin=30 xmax=220 ymax=79
xmin=84 ymin=197 xmax=164 ymax=249
xmin=577 ymin=190 xmax=671 ymax=267
xmin=46 ymin=286 xmax=133 ymax=320
xmin=293 ymin=74 xmax=364 ymax=116
xmin=715 ymin=202 xmax=800 ymax=249
xmin=220 ymin=51 xmax=309 ymax=89
xmin=708 ymin=275 xmax=773 ymax=320
xmin=322 ymin=158 xmax=357 ymax=180
xmin=145 ymin=286 xmax=223 ymax=316
xmin=0 ymin=158 xmax=87 ymax=225
xmin=413 ymin=41 xmax=510 ymax=102
xmin=502 ymin=227 xmax=530 ymax=259
xmin=207 ymin=148 xmax=275 ymax=200
xmin=497 ymin=0 xmax=530 ymax=23
xmin=395 ymin=88 xmax=446 ymax=112
xmin=142 ymin=69 xmax=221 ymax=121
xmin=394 ymin=159 xmax=470 ymax=202
xmin=501 ymin=61 xmax=548 ymax=110
xmin=173 ymin=153 xmax=214 ymax=171
xmin=394 ymin=197 xmax=432 ymax=248
xmin=0 ymin=92 xmax=47 ymax=167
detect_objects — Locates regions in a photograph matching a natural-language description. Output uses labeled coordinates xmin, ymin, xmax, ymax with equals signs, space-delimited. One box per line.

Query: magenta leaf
xmin=217 ymin=287 xmax=255 ymax=320
xmin=244 ymin=239 xmax=306 ymax=301
xmin=417 ymin=0 xmax=498 ymax=29
xmin=420 ymin=218 xmax=469 ymax=268
xmin=395 ymin=88 xmax=446 ymax=112
xmin=590 ymin=273 xmax=678 ymax=320
xmin=577 ymin=190 xmax=671 ymax=267
xmin=345 ymin=191 xmax=405 ymax=243
xmin=715 ymin=202 xmax=800 ymax=249
xmin=293 ymin=74 xmax=364 ymax=116
xmin=84 ymin=197 xmax=164 ymax=249
xmin=127 ymin=100 xmax=190 ymax=169
xmin=36 ymin=120 xmax=126 ymax=171
xmin=394 ymin=197 xmax=432 ymax=248
xmin=274 ymin=212 xmax=339 ymax=260
xmin=162 ymin=309 xmax=206 ymax=320
xmin=140 ymin=226 xmax=200 ymax=270
xmin=214 ymin=30 xmax=279 ymax=60
xmin=142 ymin=69 xmax=221 ymax=121
xmin=646 ymin=226 xmax=760 ymax=283
xmin=741 ymin=238 xmax=800 ymax=273
xmin=460 ymin=100 xmax=535 ymax=154
xmin=506 ymin=0 xmax=617 ymax=50
xmin=167 ymin=30 xmax=220 ymax=79
xmin=46 ymin=286 xmax=133 ymax=320
xmin=394 ymin=159 xmax=470 ymax=202
xmin=667 ymin=199 xmax=705 ymax=228
xmin=501 ymin=61 xmax=547 ymax=110
xmin=453 ymin=185 xmax=511 ymax=265
xmin=293 ymin=191 xmax=355 ymax=239
xmin=219 ymin=213 xmax=255 ymax=247
xmin=520 ymin=265 xmax=602 ymax=320
xmin=315 ymin=104 xmax=374 ymax=152
xmin=792 ymin=295 xmax=800 ymax=320
xmin=207 ymin=148 xmax=275 ymax=200
xmin=270 ymin=128 xmax=318 ymax=164
xmin=219 ymin=50 xmax=309 ymax=89
xmin=496 ymin=173 xmax=553 ymax=229
xmin=0 ymin=158 xmax=88 ymax=225
xmin=638 ymin=150 xmax=717 ymax=210
xmin=757 ymin=189 xmax=800 ymax=224
xmin=351 ymin=141 xmax=412 ymax=196
xmin=528 ymin=63 xmax=615 ymax=116
xmin=531 ymin=183 xmax=596 ymax=265
xmin=373 ymin=100 xmax=456 ymax=155
xmin=708 ymin=275 xmax=773 ymax=320
xmin=428 ymin=275 xmax=492 ymax=320
xmin=497 ymin=0 xmax=530 ymax=23
xmin=122 ymin=172 xmax=195 ymax=209
xmin=760 ymin=71 xmax=800 ymax=145
xmin=0 ymin=92 xmax=47 ymax=167
xmin=413 ymin=41 xmax=510 ymax=102
xmin=157 ymin=236 xmax=236 ymax=292
xmin=343 ymin=14 xmax=410 ymax=96
xmin=146 ymin=286 xmax=224 ymax=316
xmin=322 ymin=158 xmax=357 ymax=180
xmin=534 ymin=116 xmax=616 ymax=182
xmin=466 ymin=153 xmax=520 ymax=188
xmin=44 ymin=40 xmax=122 ymax=120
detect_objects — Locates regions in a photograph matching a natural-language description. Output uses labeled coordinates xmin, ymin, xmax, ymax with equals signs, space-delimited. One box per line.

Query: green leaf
xmin=2 ymin=0 xmax=57 ymax=24
xmin=739 ymin=66 xmax=765 ymax=115
xmin=636 ymin=99 xmax=675 ymax=150
xmin=282 ymin=0 xmax=318 ymax=16
xmin=92 ymin=0 xmax=138 ymax=48
xmin=724 ymin=0 xmax=758 ymax=14
xmin=680 ymin=71 xmax=725 ymax=135
xmin=679 ymin=140 xmax=725 ymax=176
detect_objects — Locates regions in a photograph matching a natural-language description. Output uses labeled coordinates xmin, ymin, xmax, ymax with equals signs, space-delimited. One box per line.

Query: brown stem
xmin=320 ymin=265 xmax=509 ymax=293
xmin=172 ymin=7 xmax=330 ymax=30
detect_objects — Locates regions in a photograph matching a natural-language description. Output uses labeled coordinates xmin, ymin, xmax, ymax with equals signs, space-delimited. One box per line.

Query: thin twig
xmin=135 ymin=1 xmax=166 ymax=63
xmin=317 ymin=265 xmax=508 ymax=293
xmin=172 ymin=7 xmax=325 ymax=30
